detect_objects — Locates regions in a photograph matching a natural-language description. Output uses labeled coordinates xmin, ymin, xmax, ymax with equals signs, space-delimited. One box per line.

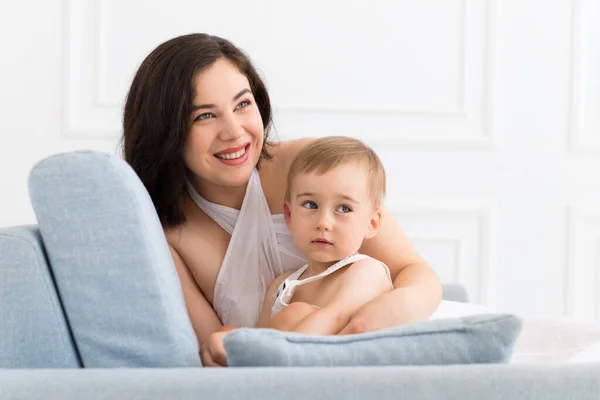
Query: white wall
xmin=1 ymin=0 xmax=599 ymax=320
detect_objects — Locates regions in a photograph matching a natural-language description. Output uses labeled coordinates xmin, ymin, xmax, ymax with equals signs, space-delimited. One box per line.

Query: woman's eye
xmin=302 ymin=201 xmax=318 ymax=209
xmin=236 ymin=100 xmax=251 ymax=110
xmin=195 ymin=112 xmax=214 ymax=121
xmin=337 ymin=205 xmax=352 ymax=213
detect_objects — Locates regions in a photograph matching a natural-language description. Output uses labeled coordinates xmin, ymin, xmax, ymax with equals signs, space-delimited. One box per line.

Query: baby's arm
xmin=292 ymin=259 xmax=393 ymax=335
xmin=255 ymin=271 xmax=292 ymax=328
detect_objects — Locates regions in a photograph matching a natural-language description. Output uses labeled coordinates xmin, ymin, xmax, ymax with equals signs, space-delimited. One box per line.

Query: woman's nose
xmin=219 ymin=112 xmax=244 ymax=141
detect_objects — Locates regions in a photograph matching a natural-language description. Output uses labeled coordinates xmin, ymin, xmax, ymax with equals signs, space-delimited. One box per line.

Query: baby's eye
xmin=195 ymin=112 xmax=215 ymax=121
xmin=302 ymin=201 xmax=318 ymax=209
xmin=336 ymin=205 xmax=352 ymax=213
xmin=235 ymin=100 xmax=251 ymax=110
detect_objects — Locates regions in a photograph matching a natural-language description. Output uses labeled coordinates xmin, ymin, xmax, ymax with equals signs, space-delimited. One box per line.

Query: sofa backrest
xmin=0 ymin=225 xmax=81 ymax=368
xmin=28 ymin=151 xmax=201 ymax=368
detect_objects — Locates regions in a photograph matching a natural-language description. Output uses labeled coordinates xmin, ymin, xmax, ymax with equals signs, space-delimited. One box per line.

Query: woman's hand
xmin=200 ymin=325 xmax=237 ymax=367
xmin=200 ymin=339 xmax=224 ymax=367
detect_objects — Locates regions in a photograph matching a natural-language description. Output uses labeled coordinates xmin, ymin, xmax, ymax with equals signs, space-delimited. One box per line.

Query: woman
xmin=121 ymin=33 xmax=442 ymax=366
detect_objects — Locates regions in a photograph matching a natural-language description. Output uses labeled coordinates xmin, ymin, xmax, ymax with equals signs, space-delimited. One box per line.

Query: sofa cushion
xmin=224 ymin=314 xmax=522 ymax=367
xmin=2 ymin=363 xmax=600 ymax=400
xmin=28 ymin=151 xmax=200 ymax=368
xmin=0 ymin=225 xmax=80 ymax=368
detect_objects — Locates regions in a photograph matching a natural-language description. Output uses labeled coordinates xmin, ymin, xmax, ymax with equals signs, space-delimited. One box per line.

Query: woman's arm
xmin=343 ymin=205 xmax=442 ymax=331
xmin=203 ymin=272 xmax=291 ymax=367
xmin=168 ymin=245 xmax=223 ymax=345
xmin=292 ymin=259 xmax=393 ymax=335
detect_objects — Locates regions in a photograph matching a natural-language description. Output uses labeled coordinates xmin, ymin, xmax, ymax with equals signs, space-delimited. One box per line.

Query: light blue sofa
xmin=0 ymin=151 xmax=599 ymax=399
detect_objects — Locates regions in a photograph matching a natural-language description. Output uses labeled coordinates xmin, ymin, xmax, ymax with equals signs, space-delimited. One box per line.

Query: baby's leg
xmin=269 ymin=302 xmax=317 ymax=331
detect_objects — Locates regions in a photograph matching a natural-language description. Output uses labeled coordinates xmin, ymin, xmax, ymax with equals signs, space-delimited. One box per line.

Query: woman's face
xmin=183 ymin=58 xmax=264 ymax=190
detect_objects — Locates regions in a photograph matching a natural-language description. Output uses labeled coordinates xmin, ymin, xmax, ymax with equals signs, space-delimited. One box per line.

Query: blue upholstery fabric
xmin=0 ymin=225 xmax=80 ymax=368
xmin=225 ymin=314 xmax=522 ymax=367
xmin=1 ymin=363 xmax=599 ymax=400
xmin=28 ymin=151 xmax=200 ymax=368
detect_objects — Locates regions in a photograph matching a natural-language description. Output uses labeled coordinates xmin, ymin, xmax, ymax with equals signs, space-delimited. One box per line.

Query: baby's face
xmin=285 ymin=162 xmax=380 ymax=265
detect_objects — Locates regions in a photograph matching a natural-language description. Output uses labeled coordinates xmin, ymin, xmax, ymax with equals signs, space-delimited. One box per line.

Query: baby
xmin=255 ymin=136 xmax=394 ymax=335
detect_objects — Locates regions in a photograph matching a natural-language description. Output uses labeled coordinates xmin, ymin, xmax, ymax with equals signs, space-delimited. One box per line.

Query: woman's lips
xmin=214 ymin=144 xmax=250 ymax=166
xmin=214 ymin=142 xmax=249 ymax=156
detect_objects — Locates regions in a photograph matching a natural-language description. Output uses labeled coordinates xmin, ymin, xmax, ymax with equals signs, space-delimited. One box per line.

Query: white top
xmin=271 ymin=253 xmax=394 ymax=317
xmin=185 ymin=169 xmax=306 ymax=327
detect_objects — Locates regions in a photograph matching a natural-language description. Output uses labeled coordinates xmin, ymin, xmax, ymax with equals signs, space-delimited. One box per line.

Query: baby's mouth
xmin=312 ymin=238 xmax=333 ymax=245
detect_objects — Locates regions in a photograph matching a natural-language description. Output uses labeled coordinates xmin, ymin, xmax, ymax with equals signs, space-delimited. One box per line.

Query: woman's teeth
xmin=216 ymin=146 xmax=246 ymax=160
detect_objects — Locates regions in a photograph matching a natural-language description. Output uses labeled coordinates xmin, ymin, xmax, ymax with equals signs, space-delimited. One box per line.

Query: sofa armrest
xmin=0 ymin=225 xmax=80 ymax=368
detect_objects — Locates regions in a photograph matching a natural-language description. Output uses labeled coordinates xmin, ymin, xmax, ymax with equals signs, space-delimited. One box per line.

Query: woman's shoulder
xmin=275 ymin=137 xmax=315 ymax=160
xmin=260 ymin=138 xmax=314 ymax=213
xmin=261 ymin=137 xmax=314 ymax=180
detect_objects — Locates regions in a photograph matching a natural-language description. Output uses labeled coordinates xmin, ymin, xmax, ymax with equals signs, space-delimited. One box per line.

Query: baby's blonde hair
xmin=285 ymin=136 xmax=386 ymax=208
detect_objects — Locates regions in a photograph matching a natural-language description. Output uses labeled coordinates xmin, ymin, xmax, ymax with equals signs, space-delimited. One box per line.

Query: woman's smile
xmin=214 ymin=143 xmax=251 ymax=166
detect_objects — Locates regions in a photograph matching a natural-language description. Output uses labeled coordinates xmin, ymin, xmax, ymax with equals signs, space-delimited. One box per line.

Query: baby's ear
xmin=365 ymin=208 xmax=382 ymax=240
xmin=283 ymin=202 xmax=292 ymax=228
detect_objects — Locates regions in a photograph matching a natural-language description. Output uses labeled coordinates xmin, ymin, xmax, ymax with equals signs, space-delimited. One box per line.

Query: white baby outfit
xmin=271 ymin=253 xmax=394 ymax=318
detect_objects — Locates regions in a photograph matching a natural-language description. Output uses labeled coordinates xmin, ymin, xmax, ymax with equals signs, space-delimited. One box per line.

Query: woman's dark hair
xmin=122 ymin=33 xmax=273 ymax=227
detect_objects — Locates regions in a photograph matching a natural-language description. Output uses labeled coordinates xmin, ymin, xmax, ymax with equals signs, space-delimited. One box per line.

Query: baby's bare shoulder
xmin=344 ymin=258 xmax=392 ymax=284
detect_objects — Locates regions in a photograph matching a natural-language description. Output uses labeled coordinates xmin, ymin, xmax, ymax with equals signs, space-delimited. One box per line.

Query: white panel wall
xmin=565 ymin=0 xmax=600 ymax=321
xmin=1 ymin=0 xmax=599 ymax=320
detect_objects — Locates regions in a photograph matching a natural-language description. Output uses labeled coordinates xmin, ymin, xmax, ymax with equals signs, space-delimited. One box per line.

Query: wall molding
xmin=409 ymin=235 xmax=464 ymax=283
xmin=565 ymin=207 xmax=600 ymax=319
xmin=62 ymin=0 xmax=496 ymax=147
xmin=568 ymin=0 xmax=600 ymax=152
xmin=388 ymin=202 xmax=494 ymax=305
